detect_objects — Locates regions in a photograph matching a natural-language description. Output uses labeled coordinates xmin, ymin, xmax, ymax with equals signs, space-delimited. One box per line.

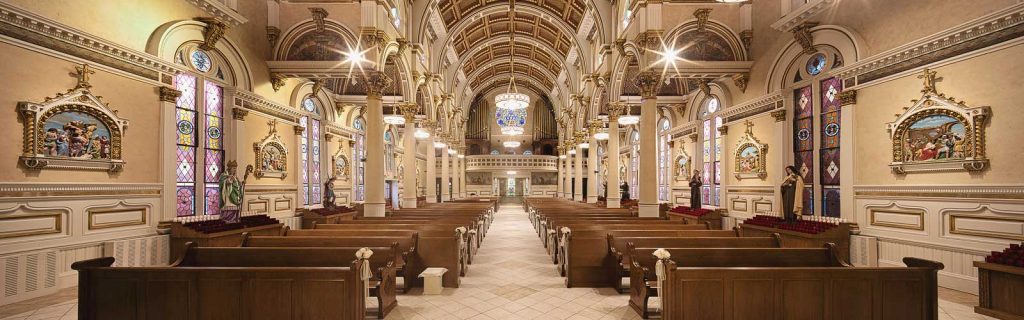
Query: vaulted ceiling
xmin=435 ymin=0 xmax=589 ymax=99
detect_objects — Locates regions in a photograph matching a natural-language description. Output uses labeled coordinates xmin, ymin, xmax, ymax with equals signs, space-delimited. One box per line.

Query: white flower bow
xmin=355 ymin=247 xmax=374 ymax=297
xmin=653 ymin=248 xmax=671 ymax=311
xmin=455 ymin=227 xmax=467 ymax=234
xmin=559 ymin=227 xmax=571 ymax=235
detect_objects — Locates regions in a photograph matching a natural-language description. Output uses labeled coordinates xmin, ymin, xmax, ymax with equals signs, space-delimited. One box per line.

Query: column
xmin=606 ymin=104 xmax=623 ymax=208
xmin=399 ymin=103 xmax=418 ymax=208
xmin=573 ymin=132 xmax=585 ymax=202
xmin=363 ymin=71 xmax=391 ymax=217
xmin=459 ymin=148 xmax=467 ymax=198
xmin=453 ymin=149 xmax=462 ymax=199
xmin=159 ymin=86 xmax=181 ymax=222
xmin=666 ymin=140 xmax=675 ymax=205
xmin=440 ymin=137 xmax=451 ymax=202
xmin=838 ymin=90 xmax=857 ymax=222
xmin=349 ymin=139 xmax=358 ymax=205
xmin=587 ymin=120 xmax=601 ymax=203
xmin=562 ymin=144 xmax=571 ymax=198
xmin=556 ymin=146 xmax=565 ymax=198
xmin=636 ymin=71 xmax=661 ymax=217
xmin=425 ymin=122 xmax=438 ymax=203
xmin=770 ymin=109 xmax=788 ymax=217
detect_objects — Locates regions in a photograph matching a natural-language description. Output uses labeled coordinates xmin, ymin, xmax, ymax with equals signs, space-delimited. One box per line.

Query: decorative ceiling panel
xmin=437 ymin=0 xmax=586 ymax=31
xmin=461 ymin=41 xmax=560 ymax=77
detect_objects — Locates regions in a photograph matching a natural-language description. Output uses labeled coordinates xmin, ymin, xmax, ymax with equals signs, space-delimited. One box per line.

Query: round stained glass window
xmin=706 ymin=97 xmax=719 ymax=114
xmin=303 ymin=98 xmax=316 ymax=113
xmin=207 ymin=126 xmax=222 ymax=139
xmin=190 ymin=50 xmax=213 ymax=73
xmin=177 ymin=120 xmax=194 ymax=135
xmin=806 ymin=53 xmax=826 ymax=76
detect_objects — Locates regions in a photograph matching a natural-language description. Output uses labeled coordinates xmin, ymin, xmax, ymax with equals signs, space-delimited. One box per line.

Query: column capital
xmin=364 ymin=71 xmax=393 ymax=99
xmin=839 ymin=90 xmax=857 ymax=106
xmin=634 ymin=70 xmax=662 ymax=99
xmin=159 ymin=87 xmax=181 ymax=102
xmin=771 ymin=109 xmax=787 ymax=122
xmin=717 ymin=125 xmax=729 ymax=135
xmin=398 ymin=102 xmax=419 ymax=121
xmin=587 ymin=119 xmax=603 ymax=133
xmin=294 ymin=125 xmax=305 ymax=135
xmin=231 ymin=107 xmax=249 ymax=121
xmin=606 ymin=102 xmax=626 ymax=120
xmin=574 ymin=131 xmax=587 ymax=142
xmin=688 ymin=133 xmax=699 ymax=142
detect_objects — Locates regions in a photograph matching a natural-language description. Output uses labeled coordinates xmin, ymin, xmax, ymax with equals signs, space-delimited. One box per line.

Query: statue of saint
xmin=688 ymin=170 xmax=703 ymax=210
xmin=219 ymin=161 xmax=252 ymax=223
xmin=323 ymin=176 xmax=337 ymax=209
xmin=779 ymin=165 xmax=805 ymax=222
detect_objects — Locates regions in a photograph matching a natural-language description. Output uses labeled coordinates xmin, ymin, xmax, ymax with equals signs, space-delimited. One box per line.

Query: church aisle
xmin=385 ymin=204 xmax=639 ymax=320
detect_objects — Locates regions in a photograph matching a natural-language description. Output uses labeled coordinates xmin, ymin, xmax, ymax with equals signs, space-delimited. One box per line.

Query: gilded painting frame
xmin=887 ymin=70 xmax=989 ymax=174
xmin=19 ymin=70 xmax=129 ymax=172
xmin=733 ymin=121 xmax=768 ymax=180
xmin=253 ymin=120 xmax=288 ymax=179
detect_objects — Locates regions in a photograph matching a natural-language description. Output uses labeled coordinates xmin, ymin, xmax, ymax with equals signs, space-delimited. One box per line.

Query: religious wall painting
xmin=466 ymin=172 xmax=493 ymax=185
xmin=675 ymin=149 xmax=691 ymax=181
xmin=19 ymin=64 xmax=128 ymax=172
xmin=887 ymin=69 xmax=989 ymax=174
xmin=253 ymin=120 xmax=288 ymax=179
xmin=333 ymin=148 xmax=350 ymax=180
xmin=734 ymin=121 xmax=768 ymax=180
xmin=531 ymin=172 xmax=558 ymax=185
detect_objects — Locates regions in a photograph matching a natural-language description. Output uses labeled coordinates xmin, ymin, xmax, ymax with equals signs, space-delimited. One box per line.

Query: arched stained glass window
xmin=384 ymin=130 xmax=396 ymax=179
xmin=354 ymin=117 xmax=366 ymax=201
xmin=701 ymin=97 xmax=723 ymax=206
xmin=174 ymin=46 xmax=225 ymax=217
xmin=658 ymin=118 xmax=671 ymax=202
xmin=629 ymin=131 xmax=640 ymax=199
xmin=792 ymin=51 xmax=844 ymax=217
xmin=496 ymin=107 xmax=527 ymax=135
xmin=299 ymin=96 xmax=323 ymax=206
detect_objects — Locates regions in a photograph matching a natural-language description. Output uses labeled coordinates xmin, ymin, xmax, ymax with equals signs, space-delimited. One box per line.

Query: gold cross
xmin=918 ymin=68 xmax=939 ymax=94
xmin=73 ymin=64 xmax=95 ymax=89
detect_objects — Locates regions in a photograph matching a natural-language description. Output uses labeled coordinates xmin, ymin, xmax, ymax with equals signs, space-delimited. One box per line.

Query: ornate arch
xmin=664 ymin=19 xmax=748 ymax=61
xmin=765 ymin=25 xmax=863 ymax=93
xmin=147 ymin=20 xmax=253 ymax=90
xmin=274 ymin=19 xmax=359 ymax=61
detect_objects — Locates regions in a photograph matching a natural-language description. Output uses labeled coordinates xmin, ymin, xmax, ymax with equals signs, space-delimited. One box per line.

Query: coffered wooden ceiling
xmin=438 ymin=0 xmax=587 ymax=95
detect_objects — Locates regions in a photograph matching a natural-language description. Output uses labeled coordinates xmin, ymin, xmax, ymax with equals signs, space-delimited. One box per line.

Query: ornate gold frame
xmin=733 ymin=121 xmax=768 ymax=180
xmin=19 ymin=65 xmax=129 ymax=172
xmin=887 ymin=69 xmax=990 ymax=174
xmin=333 ymin=148 xmax=350 ymax=180
xmin=674 ymin=147 xmax=691 ymax=181
xmin=253 ymin=120 xmax=288 ymax=179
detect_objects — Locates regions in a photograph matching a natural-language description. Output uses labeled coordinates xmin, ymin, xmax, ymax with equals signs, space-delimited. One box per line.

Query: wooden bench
xmin=175 ymin=243 xmax=397 ymax=319
xmin=605 ymin=235 xmax=781 ymax=292
xmin=71 ymin=254 xmax=368 ymax=319
xmin=313 ymin=223 xmax=476 ymax=268
xmin=242 ymin=234 xmax=463 ymax=288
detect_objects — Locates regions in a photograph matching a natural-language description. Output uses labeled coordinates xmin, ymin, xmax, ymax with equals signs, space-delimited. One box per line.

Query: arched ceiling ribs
xmin=437 ymin=0 xmax=587 ymax=36
xmin=455 ymin=36 xmax=567 ymax=82
xmin=473 ymin=76 xmax=551 ymax=98
xmin=431 ymin=3 xmax=588 ymax=74
xmin=464 ymin=59 xmax=561 ymax=93
xmin=470 ymin=71 xmax=554 ymax=95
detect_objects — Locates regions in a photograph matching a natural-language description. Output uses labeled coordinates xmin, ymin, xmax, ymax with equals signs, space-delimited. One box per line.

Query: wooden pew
xmin=72 ymin=254 xmax=368 ymax=320
xmin=242 ymin=234 xmax=463 ymax=288
xmin=313 ymin=223 xmax=474 ymax=270
xmin=551 ymin=224 xmax=718 ymax=264
xmin=664 ymin=256 xmax=943 ymax=319
xmin=605 ymin=234 xmax=782 ymax=292
xmin=175 ymin=243 xmax=397 ymax=319
xmin=561 ymin=229 xmax=737 ymax=288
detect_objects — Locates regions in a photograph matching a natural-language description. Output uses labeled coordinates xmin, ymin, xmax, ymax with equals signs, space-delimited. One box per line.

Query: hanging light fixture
xmin=414 ymin=127 xmax=431 ymax=139
xmin=579 ymin=142 xmax=590 ymax=149
xmin=617 ymin=104 xmax=639 ymax=126
xmin=568 ymin=148 xmax=577 ymax=155
xmin=500 ymin=126 xmax=524 ymax=135
xmin=494 ymin=0 xmax=529 ymax=111
xmin=594 ymin=129 xmax=609 ymax=141
xmin=503 ymin=140 xmax=521 ymax=148
xmin=382 ymin=105 xmax=406 ymax=125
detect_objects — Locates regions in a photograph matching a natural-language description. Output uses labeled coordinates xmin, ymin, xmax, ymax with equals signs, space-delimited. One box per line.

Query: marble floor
xmin=0 ymin=202 xmax=997 ymax=319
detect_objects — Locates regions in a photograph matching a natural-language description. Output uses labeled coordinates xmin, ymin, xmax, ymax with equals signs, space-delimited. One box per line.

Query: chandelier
xmin=382 ymin=106 xmax=405 ymax=125
xmin=594 ymin=129 xmax=609 ymax=141
xmin=502 ymin=140 xmax=521 ymax=148
xmin=495 ymin=85 xmax=529 ymax=110
xmin=500 ymin=126 xmax=524 ymax=135
xmin=618 ymin=105 xmax=639 ymax=126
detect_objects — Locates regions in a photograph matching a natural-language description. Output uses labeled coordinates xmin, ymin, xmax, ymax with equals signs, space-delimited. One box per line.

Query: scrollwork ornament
xmin=364 ymin=71 xmax=393 ymax=99
xmin=633 ymin=71 xmax=662 ymax=99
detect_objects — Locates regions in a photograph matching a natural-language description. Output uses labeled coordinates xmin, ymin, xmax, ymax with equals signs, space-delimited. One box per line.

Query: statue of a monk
xmin=323 ymin=176 xmax=337 ymax=209
xmin=219 ymin=161 xmax=251 ymax=223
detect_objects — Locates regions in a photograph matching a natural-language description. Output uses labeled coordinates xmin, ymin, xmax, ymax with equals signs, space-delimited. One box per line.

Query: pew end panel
xmin=416 ymin=236 xmax=462 ymax=288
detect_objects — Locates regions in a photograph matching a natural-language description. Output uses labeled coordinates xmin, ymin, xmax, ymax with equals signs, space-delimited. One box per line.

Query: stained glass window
xmin=657 ymin=118 xmax=670 ymax=202
xmin=174 ymin=71 xmax=223 ymax=217
xmin=495 ymin=107 xmax=527 ymax=134
xmin=790 ymin=51 xmax=845 ymax=218
xmin=701 ymin=97 xmax=722 ymax=206
xmin=384 ymin=130 xmax=396 ymax=179
xmin=190 ymin=50 xmax=212 ymax=73
xmin=300 ymin=97 xmax=324 ymax=206
xmin=806 ymin=53 xmax=826 ymax=76
xmin=819 ymin=77 xmax=842 ymax=217
xmin=630 ymin=131 xmax=640 ymax=198
xmin=354 ymin=117 xmax=366 ymax=201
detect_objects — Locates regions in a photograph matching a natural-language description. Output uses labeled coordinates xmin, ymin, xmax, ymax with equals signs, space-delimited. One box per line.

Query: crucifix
xmin=918 ymin=68 xmax=939 ymax=94
xmin=73 ymin=64 xmax=95 ymax=89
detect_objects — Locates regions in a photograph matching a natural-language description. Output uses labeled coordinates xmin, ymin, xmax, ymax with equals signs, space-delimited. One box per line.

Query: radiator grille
xmin=850 ymin=235 xmax=878 ymax=267
xmin=1 ymin=250 xmax=59 ymax=305
xmin=104 ymin=235 xmax=170 ymax=267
